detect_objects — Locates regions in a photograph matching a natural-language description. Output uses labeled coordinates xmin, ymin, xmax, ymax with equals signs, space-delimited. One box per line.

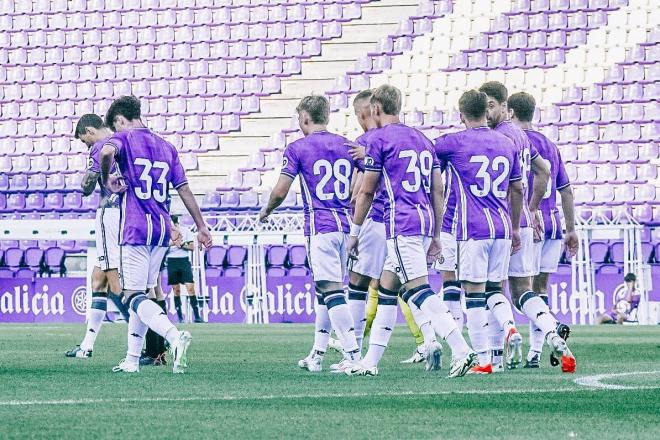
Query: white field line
xmin=1 ymin=383 xmax=659 ymax=407
xmin=573 ymin=370 xmax=660 ymax=390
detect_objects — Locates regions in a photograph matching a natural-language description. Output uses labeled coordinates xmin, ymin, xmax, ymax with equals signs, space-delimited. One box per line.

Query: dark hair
xmin=508 ymin=92 xmax=536 ymax=122
xmin=624 ymin=273 xmax=636 ymax=283
xmin=370 ymin=84 xmax=401 ymax=116
xmin=74 ymin=114 xmax=105 ymax=139
xmin=458 ymin=90 xmax=488 ymax=120
xmin=170 ymin=214 xmax=179 ymax=225
xmin=479 ymin=81 xmax=508 ymax=103
xmin=105 ymin=95 xmax=141 ymax=129
xmin=353 ymin=89 xmax=374 ymax=105
xmin=296 ymin=95 xmax=330 ymax=125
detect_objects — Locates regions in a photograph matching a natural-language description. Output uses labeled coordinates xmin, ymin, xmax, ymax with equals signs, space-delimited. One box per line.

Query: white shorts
xmin=306 ymin=232 xmax=348 ymax=283
xmin=458 ymin=238 xmax=511 ymax=283
xmin=508 ymin=227 xmax=536 ymax=278
xmin=533 ymin=238 xmax=563 ymax=274
xmin=433 ymin=231 xmax=457 ymax=273
xmin=120 ymin=245 xmax=168 ymax=291
xmin=95 ymin=207 xmax=120 ymax=271
xmin=347 ymin=218 xmax=386 ymax=279
xmin=383 ymin=235 xmax=431 ymax=284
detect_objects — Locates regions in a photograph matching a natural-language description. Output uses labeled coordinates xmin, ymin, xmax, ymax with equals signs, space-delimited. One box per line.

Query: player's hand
xmin=511 ymin=229 xmax=522 ymax=255
xmin=427 ymin=236 xmax=443 ymax=264
xmin=171 ymin=227 xmax=183 ymax=247
xmin=564 ymin=231 xmax=579 ymax=259
xmin=197 ymin=227 xmax=213 ymax=250
xmin=106 ymin=175 xmax=127 ymax=194
xmin=258 ymin=207 xmax=270 ymax=224
xmin=531 ymin=209 xmax=543 ymax=243
xmin=347 ymin=235 xmax=359 ymax=260
xmin=346 ymin=143 xmax=366 ymax=161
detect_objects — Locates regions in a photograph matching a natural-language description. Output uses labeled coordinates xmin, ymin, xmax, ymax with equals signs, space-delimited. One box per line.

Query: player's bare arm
xmin=529 ymin=156 xmax=550 ymax=240
xmin=348 ymin=169 xmax=379 ymax=258
xmin=427 ymin=167 xmax=444 ymax=263
xmin=350 ymin=169 xmax=363 ymax=208
xmin=81 ymin=170 xmax=100 ymax=196
xmin=259 ymin=174 xmax=294 ymax=223
xmin=509 ymin=179 xmax=524 ymax=254
xmin=558 ymin=185 xmax=579 ymax=258
xmin=177 ymin=183 xmax=213 ymax=250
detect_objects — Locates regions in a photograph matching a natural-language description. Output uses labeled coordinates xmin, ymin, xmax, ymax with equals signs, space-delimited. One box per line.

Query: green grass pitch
xmin=0 ymin=324 xmax=658 ymax=439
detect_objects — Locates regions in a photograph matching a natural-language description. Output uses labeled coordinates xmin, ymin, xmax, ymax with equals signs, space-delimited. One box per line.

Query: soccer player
xmin=508 ymin=92 xmax=579 ymax=367
xmin=346 ymin=85 xmax=475 ymax=377
xmin=334 ymin=89 xmax=429 ymax=366
xmin=168 ymin=215 xmax=202 ymax=323
xmin=99 ymin=96 xmax=212 ymax=373
xmin=436 ymin=90 xmax=525 ymax=374
xmin=259 ymin=95 xmax=361 ymax=372
xmin=65 ymin=114 xmax=126 ymax=358
xmin=480 ymin=82 xmax=576 ymax=373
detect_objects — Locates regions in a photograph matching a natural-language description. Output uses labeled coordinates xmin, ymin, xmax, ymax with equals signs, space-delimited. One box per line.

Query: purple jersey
xmin=364 ymin=123 xmax=440 ymax=239
xmin=88 ymin=138 xmax=120 ymax=208
xmin=524 ymin=129 xmax=571 ymax=240
xmin=355 ymin=129 xmax=384 ymax=223
xmin=105 ymin=128 xmax=188 ymax=247
xmin=281 ymin=131 xmax=356 ymax=236
xmin=494 ymin=120 xmax=538 ymax=229
xmin=435 ymin=127 xmax=521 ymax=241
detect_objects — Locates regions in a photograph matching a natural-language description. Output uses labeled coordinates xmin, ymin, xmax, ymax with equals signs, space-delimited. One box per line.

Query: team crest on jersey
xmin=282 ymin=157 xmax=288 ymax=168
xmin=87 ymin=157 xmax=94 ymax=169
xmin=365 ymin=156 xmax=374 ymax=167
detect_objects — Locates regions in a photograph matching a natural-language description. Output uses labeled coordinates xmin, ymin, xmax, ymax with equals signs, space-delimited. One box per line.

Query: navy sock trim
xmin=125 ymin=293 xmax=148 ymax=314
xmin=443 ymin=280 xmax=461 ymax=289
xmin=465 ymin=292 xmax=486 ymax=309
xmin=377 ymin=286 xmax=398 ymax=306
xmin=322 ymin=289 xmax=346 ymax=309
xmin=400 ymin=283 xmax=431 ymax=303
xmin=518 ymin=290 xmax=538 ymax=310
xmin=411 ymin=288 xmax=434 ymax=308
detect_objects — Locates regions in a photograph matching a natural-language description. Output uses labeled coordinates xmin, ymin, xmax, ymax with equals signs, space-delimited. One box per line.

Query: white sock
xmin=486 ymin=292 xmax=516 ymax=335
xmin=362 ymin=303 xmax=397 ymax=368
xmin=411 ymin=286 xmax=471 ymax=359
xmin=443 ymin=282 xmax=464 ymax=330
xmin=465 ymin=293 xmax=489 ymax=366
xmin=528 ymin=321 xmax=544 ymax=360
xmin=313 ymin=300 xmax=331 ymax=355
xmin=348 ymin=286 xmax=367 ymax=350
xmin=80 ymin=294 xmax=107 ymax=352
xmin=126 ymin=309 xmax=148 ymax=365
xmin=133 ymin=294 xmax=180 ymax=345
xmin=519 ymin=291 xmax=558 ymax=336
xmin=325 ymin=294 xmax=360 ymax=359
xmin=488 ymin=308 xmax=504 ymax=365
xmin=409 ymin=301 xmax=438 ymax=348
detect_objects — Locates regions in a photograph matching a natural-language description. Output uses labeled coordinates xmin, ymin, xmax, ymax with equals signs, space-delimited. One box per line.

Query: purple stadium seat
xmin=44 ymin=193 xmax=64 ymax=211
xmin=7 ymin=194 xmax=26 ymax=211
xmin=589 ymin=242 xmax=610 ymax=262
xmin=267 ymin=246 xmax=288 ymax=266
xmin=226 ymin=246 xmax=247 ymax=267
xmin=0 ymin=174 xmax=8 ymax=192
xmin=207 ymin=246 xmax=227 ymax=267
xmin=4 ymin=247 xmax=24 ymax=269
xmin=25 ymin=193 xmax=45 ymax=211
xmin=15 ymin=269 xmax=35 ymax=279
xmin=9 ymin=175 xmax=28 ymax=191
xmin=288 ymin=267 xmax=309 ymax=277
xmin=224 ymin=267 xmax=243 ymax=278
xmin=205 ymin=267 xmax=223 ymax=278
xmin=288 ymin=245 xmax=307 ymax=266
xmin=0 ymin=194 xmax=6 ymax=211
xmin=64 ymin=193 xmax=82 ymax=210
xmin=201 ymin=192 xmax=222 ymax=211
xmin=0 ymin=269 xmax=13 ymax=279
xmin=24 ymin=247 xmax=44 ymax=271
xmin=267 ymin=267 xmax=287 ymax=277
xmin=597 ymin=264 xmax=620 ymax=275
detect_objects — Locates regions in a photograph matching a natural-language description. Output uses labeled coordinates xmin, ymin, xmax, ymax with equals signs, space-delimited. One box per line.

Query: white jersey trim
xmin=416 ymin=205 xmax=426 ymax=237
xmin=382 ymin=169 xmax=396 ymax=238
xmin=299 ymin=175 xmax=315 ymax=235
xmin=498 ymin=208 xmax=510 ymax=240
xmin=146 ymin=214 xmax=153 ymax=245
xmin=157 ymin=214 xmax=166 ymax=247
xmin=448 ymin=163 xmax=467 ymax=241
xmin=484 ymin=208 xmax=495 ymax=239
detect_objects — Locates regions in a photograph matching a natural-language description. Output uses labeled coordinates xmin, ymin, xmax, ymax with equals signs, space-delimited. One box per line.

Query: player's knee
xmin=376 ymin=286 xmax=398 ymax=306
xmin=465 ymin=292 xmax=486 ymax=309
xmin=321 ymin=290 xmax=346 ymax=309
xmin=348 ymin=283 xmax=367 ymax=301
xmin=124 ymin=292 xmax=148 ymax=313
xmin=348 ymin=272 xmax=371 ymax=290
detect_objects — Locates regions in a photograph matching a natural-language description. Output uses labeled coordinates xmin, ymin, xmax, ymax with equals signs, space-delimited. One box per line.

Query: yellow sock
xmin=364 ymin=286 xmax=379 ymax=337
xmin=399 ymin=297 xmax=424 ymax=346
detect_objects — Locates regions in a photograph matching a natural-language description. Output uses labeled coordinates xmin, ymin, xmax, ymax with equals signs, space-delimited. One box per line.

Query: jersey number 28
xmin=313 ymin=158 xmax=351 ymax=200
